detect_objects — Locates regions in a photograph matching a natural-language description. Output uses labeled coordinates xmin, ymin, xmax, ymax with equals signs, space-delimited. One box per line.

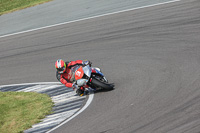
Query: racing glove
xmin=72 ymin=82 xmax=79 ymax=90
xmin=83 ymin=60 xmax=92 ymax=67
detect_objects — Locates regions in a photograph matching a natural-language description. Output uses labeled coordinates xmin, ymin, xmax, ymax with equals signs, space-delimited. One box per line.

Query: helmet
xmin=55 ymin=59 xmax=67 ymax=73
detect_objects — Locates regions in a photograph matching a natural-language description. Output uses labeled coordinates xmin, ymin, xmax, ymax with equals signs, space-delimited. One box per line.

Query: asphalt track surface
xmin=0 ymin=0 xmax=174 ymax=36
xmin=0 ymin=0 xmax=200 ymax=133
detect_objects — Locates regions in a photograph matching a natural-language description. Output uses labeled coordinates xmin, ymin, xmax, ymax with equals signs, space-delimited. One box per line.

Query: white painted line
xmin=18 ymin=85 xmax=43 ymax=92
xmin=32 ymin=120 xmax=61 ymax=128
xmin=42 ymin=111 xmax=78 ymax=122
xmin=0 ymin=0 xmax=181 ymax=39
xmin=51 ymin=91 xmax=75 ymax=100
xmin=45 ymin=108 xmax=79 ymax=119
xmin=0 ymin=82 xmax=60 ymax=88
xmin=53 ymin=100 xmax=82 ymax=109
xmin=52 ymin=96 xmax=82 ymax=103
xmin=46 ymin=91 xmax=94 ymax=133
xmin=53 ymin=98 xmax=84 ymax=106
xmin=35 ymin=85 xmax=63 ymax=93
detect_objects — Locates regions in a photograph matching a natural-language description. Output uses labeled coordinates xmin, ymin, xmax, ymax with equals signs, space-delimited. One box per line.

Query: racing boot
xmin=76 ymin=87 xmax=85 ymax=96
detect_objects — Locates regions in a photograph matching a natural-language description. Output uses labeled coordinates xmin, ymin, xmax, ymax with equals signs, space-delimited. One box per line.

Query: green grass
xmin=0 ymin=91 xmax=54 ymax=133
xmin=0 ymin=0 xmax=52 ymax=15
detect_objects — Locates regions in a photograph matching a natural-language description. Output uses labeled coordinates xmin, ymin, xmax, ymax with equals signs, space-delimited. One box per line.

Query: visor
xmin=57 ymin=66 xmax=66 ymax=73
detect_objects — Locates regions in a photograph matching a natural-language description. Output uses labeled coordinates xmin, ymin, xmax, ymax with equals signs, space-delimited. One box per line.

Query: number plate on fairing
xmin=75 ymin=66 xmax=84 ymax=80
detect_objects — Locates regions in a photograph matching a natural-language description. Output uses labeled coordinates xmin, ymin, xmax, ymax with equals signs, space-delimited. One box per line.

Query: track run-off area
xmin=0 ymin=0 xmax=200 ymax=133
xmin=0 ymin=83 xmax=93 ymax=133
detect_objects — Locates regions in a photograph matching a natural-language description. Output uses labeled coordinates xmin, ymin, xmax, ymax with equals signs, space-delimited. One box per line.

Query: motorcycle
xmin=71 ymin=65 xmax=114 ymax=92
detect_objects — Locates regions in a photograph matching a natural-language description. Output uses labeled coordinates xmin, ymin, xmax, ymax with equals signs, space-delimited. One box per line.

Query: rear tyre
xmin=91 ymin=78 xmax=113 ymax=91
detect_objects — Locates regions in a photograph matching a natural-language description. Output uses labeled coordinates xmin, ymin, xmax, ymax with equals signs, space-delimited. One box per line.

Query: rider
xmin=55 ymin=59 xmax=91 ymax=96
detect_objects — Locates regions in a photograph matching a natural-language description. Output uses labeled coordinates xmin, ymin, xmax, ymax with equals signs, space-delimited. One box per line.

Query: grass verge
xmin=0 ymin=91 xmax=54 ymax=133
xmin=0 ymin=0 xmax=52 ymax=16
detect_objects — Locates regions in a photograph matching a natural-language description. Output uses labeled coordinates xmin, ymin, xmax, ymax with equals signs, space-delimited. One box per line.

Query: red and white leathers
xmin=56 ymin=60 xmax=85 ymax=88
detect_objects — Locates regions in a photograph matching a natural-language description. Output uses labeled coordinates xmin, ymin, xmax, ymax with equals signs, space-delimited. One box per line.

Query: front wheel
xmin=91 ymin=78 xmax=114 ymax=91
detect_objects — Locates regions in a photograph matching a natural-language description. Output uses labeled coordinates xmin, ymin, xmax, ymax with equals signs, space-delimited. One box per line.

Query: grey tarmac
xmin=0 ymin=0 xmax=175 ymax=36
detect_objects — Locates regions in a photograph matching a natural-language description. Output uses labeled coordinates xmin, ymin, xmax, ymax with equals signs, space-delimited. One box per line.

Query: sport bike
xmin=71 ymin=65 xmax=114 ymax=91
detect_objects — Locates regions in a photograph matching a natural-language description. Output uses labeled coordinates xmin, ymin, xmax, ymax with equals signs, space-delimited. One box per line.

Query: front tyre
xmin=91 ymin=78 xmax=114 ymax=91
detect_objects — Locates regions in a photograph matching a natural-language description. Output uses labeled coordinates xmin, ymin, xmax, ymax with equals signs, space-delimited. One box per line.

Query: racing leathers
xmin=56 ymin=60 xmax=90 ymax=95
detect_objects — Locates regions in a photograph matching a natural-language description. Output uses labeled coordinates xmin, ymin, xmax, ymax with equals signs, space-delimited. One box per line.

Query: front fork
xmin=87 ymin=68 xmax=108 ymax=91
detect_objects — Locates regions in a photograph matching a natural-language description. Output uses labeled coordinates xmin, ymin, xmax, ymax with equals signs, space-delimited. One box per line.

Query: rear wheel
xmin=91 ymin=78 xmax=113 ymax=91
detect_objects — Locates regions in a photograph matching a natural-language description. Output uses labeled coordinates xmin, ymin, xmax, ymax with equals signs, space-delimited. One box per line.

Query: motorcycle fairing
xmin=75 ymin=66 xmax=84 ymax=80
xmin=77 ymin=79 xmax=88 ymax=86
xmin=76 ymin=65 xmax=91 ymax=87
xmin=92 ymin=68 xmax=104 ymax=77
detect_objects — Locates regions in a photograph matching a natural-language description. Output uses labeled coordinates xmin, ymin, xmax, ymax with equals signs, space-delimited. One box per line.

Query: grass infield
xmin=0 ymin=0 xmax=52 ymax=15
xmin=0 ymin=91 xmax=53 ymax=133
